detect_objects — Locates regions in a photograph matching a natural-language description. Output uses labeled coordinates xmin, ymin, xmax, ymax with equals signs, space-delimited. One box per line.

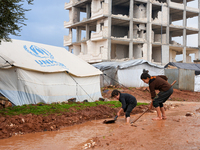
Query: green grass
xmin=0 ymin=101 xmax=148 ymax=116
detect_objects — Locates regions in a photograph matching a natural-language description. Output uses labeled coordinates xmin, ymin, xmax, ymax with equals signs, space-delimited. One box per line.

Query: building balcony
xmin=186 ymin=6 xmax=199 ymax=13
xmin=91 ymin=27 xmax=108 ymax=41
xmin=78 ymin=49 xmax=107 ymax=63
xmin=64 ymin=1 xmax=73 ymax=10
xmin=64 ymin=34 xmax=72 ymax=46
xmin=91 ymin=3 xmax=109 ymax=19
xmin=64 ymin=20 xmax=73 ymax=28
xmin=169 ymin=1 xmax=184 ymax=9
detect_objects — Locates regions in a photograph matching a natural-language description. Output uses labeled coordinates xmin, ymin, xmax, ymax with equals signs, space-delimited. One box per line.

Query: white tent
xmin=0 ymin=39 xmax=102 ymax=105
xmin=93 ymin=60 xmax=164 ymax=87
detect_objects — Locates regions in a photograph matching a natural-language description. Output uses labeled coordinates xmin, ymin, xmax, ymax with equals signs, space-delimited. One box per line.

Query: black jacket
xmin=119 ymin=93 xmax=137 ymax=111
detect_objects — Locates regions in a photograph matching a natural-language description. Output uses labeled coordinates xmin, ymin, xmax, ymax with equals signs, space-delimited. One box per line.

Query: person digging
xmin=140 ymin=69 xmax=173 ymax=120
xmin=111 ymin=89 xmax=137 ymax=124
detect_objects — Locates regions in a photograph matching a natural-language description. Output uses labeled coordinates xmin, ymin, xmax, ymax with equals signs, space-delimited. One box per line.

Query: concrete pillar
xmin=86 ymin=24 xmax=90 ymax=40
xmin=72 ymin=7 xmax=80 ymax=23
xmin=161 ymin=0 xmax=170 ymax=65
xmin=198 ymin=0 xmax=200 ymax=59
xmin=107 ymin=0 xmax=112 ymax=60
xmin=166 ymin=0 xmax=170 ymax=45
xmin=76 ymin=27 xmax=80 ymax=42
xmin=69 ymin=28 xmax=72 ymax=39
xmin=129 ymin=43 xmax=133 ymax=59
xmin=86 ymin=4 xmax=91 ymax=19
xmin=169 ymin=14 xmax=172 ymax=24
xmin=147 ymin=0 xmax=152 ymax=62
xmin=183 ymin=0 xmax=187 ymax=62
xmin=162 ymin=45 xmax=169 ymax=64
xmin=129 ymin=0 xmax=134 ymax=59
xmin=169 ymin=14 xmax=172 ymax=44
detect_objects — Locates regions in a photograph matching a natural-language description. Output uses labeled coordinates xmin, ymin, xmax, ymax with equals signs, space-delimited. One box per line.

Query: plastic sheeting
xmin=165 ymin=62 xmax=200 ymax=75
xmin=118 ymin=63 xmax=164 ymax=87
xmin=94 ymin=59 xmax=163 ymax=71
xmin=93 ymin=59 xmax=164 ymax=87
xmin=0 ymin=68 xmax=102 ymax=105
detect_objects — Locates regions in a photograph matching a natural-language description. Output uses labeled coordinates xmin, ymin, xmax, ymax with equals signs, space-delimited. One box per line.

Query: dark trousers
xmin=124 ymin=103 xmax=137 ymax=118
xmin=153 ymin=87 xmax=173 ymax=108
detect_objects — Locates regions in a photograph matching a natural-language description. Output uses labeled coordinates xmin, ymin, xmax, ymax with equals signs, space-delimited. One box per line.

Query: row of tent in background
xmin=94 ymin=61 xmax=200 ymax=92
xmin=0 ymin=39 xmax=199 ymax=106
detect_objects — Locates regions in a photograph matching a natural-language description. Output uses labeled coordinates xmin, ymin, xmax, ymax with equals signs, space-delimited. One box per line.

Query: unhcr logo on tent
xmin=23 ymin=45 xmax=68 ymax=69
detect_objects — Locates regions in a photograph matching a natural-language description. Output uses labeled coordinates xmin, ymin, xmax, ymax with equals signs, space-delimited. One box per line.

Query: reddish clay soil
xmin=102 ymin=86 xmax=200 ymax=102
xmin=0 ymin=104 xmax=151 ymax=139
xmin=0 ymin=86 xmax=199 ymax=141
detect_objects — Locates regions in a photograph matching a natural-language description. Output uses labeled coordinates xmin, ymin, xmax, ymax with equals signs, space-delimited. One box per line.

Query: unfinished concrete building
xmin=64 ymin=0 xmax=200 ymax=65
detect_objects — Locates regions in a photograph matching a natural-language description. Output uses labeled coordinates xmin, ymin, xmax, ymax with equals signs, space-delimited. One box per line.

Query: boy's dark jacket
xmin=119 ymin=93 xmax=137 ymax=111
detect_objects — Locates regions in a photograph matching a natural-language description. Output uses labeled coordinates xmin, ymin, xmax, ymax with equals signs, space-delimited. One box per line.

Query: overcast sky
xmin=10 ymin=0 xmax=69 ymax=47
xmin=10 ymin=0 xmax=198 ymax=61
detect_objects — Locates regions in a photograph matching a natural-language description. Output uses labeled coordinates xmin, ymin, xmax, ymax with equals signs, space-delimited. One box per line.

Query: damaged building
xmin=64 ymin=0 xmax=199 ymax=65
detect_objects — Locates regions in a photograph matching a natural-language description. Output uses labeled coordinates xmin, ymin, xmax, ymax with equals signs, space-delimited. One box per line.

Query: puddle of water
xmin=0 ymin=118 xmax=123 ymax=150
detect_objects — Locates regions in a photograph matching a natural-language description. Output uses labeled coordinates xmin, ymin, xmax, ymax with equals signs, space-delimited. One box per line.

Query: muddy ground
xmin=0 ymin=102 xmax=199 ymax=150
xmin=102 ymin=86 xmax=200 ymax=102
xmin=0 ymin=103 xmax=151 ymax=139
xmin=0 ymin=86 xmax=200 ymax=143
xmin=88 ymin=102 xmax=200 ymax=150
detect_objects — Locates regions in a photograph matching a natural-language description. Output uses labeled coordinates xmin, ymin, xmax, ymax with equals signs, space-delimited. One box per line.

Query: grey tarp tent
xmin=165 ymin=62 xmax=200 ymax=75
xmin=93 ymin=59 xmax=164 ymax=87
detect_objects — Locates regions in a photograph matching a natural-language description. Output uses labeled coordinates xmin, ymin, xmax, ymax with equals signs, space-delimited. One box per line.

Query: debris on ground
xmin=82 ymin=139 xmax=96 ymax=149
xmin=173 ymin=118 xmax=180 ymax=122
xmin=196 ymin=108 xmax=200 ymax=113
xmin=185 ymin=112 xmax=193 ymax=117
xmin=0 ymin=96 xmax=12 ymax=109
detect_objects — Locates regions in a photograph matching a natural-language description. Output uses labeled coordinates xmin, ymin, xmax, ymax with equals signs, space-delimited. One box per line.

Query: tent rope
xmin=100 ymin=74 xmax=110 ymax=86
xmin=0 ymin=55 xmax=13 ymax=67
xmin=66 ymin=71 xmax=96 ymax=102
xmin=75 ymin=82 xmax=81 ymax=102
xmin=103 ymin=73 xmax=146 ymax=99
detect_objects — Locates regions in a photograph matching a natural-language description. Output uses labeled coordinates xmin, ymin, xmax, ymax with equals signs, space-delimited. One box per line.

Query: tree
xmin=0 ymin=0 xmax=34 ymax=43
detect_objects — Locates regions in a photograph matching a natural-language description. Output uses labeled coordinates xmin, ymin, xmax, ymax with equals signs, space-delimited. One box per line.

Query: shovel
xmin=103 ymin=115 xmax=118 ymax=124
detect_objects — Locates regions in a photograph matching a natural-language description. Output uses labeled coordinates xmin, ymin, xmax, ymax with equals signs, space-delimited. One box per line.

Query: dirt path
xmin=89 ymin=101 xmax=200 ymax=150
